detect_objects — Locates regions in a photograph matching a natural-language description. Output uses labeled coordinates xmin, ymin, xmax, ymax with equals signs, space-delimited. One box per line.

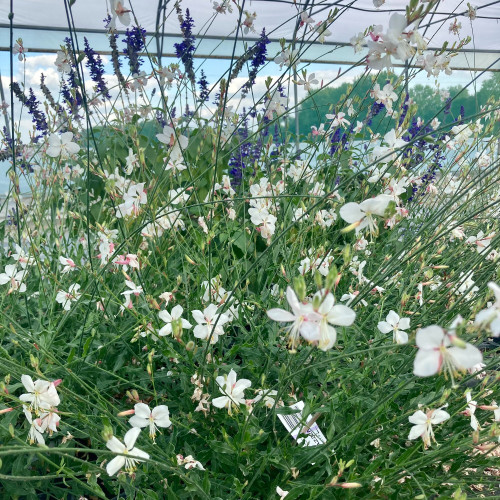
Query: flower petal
xmin=413 ymin=348 xmax=441 ymax=377
xmin=267 ymin=308 xmax=295 ymax=322
xmin=106 ymin=456 xmax=125 ymax=476
xmin=123 ymin=426 xmax=141 ymax=450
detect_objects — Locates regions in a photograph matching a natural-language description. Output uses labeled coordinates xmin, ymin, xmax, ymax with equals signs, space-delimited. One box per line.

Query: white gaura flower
xmin=129 ymin=403 xmax=172 ymax=440
xmin=408 ymin=407 xmax=450 ymax=448
xmin=0 ymin=264 xmax=27 ymax=293
xmin=23 ymin=406 xmax=47 ymax=445
xmin=464 ymin=391 xmax=479 ymax=431
xmin=12 ymin=244 xmax=35 ymax=268
xmin=474 ymin=282 xmax=500 ymax=337
xmin=46 ymin=132 xmax=80 ymax=159
xmin=176 ymin=454 xmax=205 ymax=470
xmin=314 ymin=291 xmax=356 ymax=351
xmin=413 ymin=325 xmax=483 ymax=379
xmin=110 ymin=0 xmax=131 ymax=28
xmin=254 ymin=389 xmax=279 ymax=409
xmin=156 ymin=125 xmax=188 ymax=155
xmin=55 ymin=283 xmax=81 ymax=311
xmin=339 ymin=194 xmax=393 ymax=235
xmin=106 ymin=427 xmax=150 ymax=476
xmin=192 ymin=303 xmax=230 ymax=344
xmin=212 ymin=369 xmax=251 ymax=414
xmin=325 ymin=112 xmax=350 ymax=128
xmin=39 ymin=408 xmax=60 ymax=435
xmin=377 ymin=310 xmax=410 ymax=344
xmin=267 ymin=286 xmax=322 ymax=349
xmin=158 ymin=305 xmax=192 ymax=337
xmin=19 ymin=375 xmax=60 ymax=413
xmin=59 ymin=256 xmax=76 ymax=274
xmin=373 ymin=129 xmax=408 ymax=163
xmin=276 ymin=486 xmax=289 ymax=498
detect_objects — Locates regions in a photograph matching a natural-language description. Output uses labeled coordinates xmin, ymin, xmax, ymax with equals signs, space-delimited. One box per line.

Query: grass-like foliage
xmin=1 ymin=0 xmax=499 ymax=498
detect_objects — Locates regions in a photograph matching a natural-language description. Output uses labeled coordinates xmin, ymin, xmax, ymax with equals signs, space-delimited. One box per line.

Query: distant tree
xmin=297 ymin=71 xmax=498 ymax=139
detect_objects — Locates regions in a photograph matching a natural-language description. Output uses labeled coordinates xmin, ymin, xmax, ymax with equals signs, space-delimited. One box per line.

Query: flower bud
xmin=185 ymin=341 xmax=195 ymax=351
xmin=325 ymin=266 xmax=338 ymax=291
xmin=312 ymin=294 xmax=322 ymax=311
xmin=449 ymin=334 xmax=467 ymax=349
xmin=339 ymin=482 xmax=362 ymax=489
xmin=117 ymin=409 xmax=135 ymax=417
xmin=102 ymin=425 xmax=113 ymax=442
xmin=172 ymin=318 xmax=183 ymax=338
xmin=343 ymin=245 xmax=351 ymax=266
xmin=293 ymin=276 xmax=306 ymax=302
xmin=314 ymin=271 xmax=323 ymax=289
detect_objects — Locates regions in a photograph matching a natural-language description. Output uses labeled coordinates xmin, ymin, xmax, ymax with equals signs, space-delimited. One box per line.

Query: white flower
xmin=377 ymin=310 xmax=410 ymax=344
xmin=212 ymin=369 xmax=251 ymax=413
xmin=125 ymin=148 xmax=138 ymax=174
xmin=129 ymin=403 xmax=172 ymax=439
xmin=177 ymin=454 xmax=205 ymax=470
xmin=413 ymin=325 xmax=483 ymax=378
xmin=314 ymin=291 xmax=356 ymax=351
xmin=116 ymin=183 xmax=147 ymax=218
xmin=325 ymin=112 xmax=350 ymax=128
xmin=158 ymin=305 xmax=192 ymax=337
xmin=373 ymin=129 xmax=408 ymax=163
xmin=0 ymin=264 xmax=27 ymax=293
xmin=276 ymin=486 xmax=289 ymax=498
xmin=56 ymin=283 xmax=81 ymax=311
xmin=46 ymin=132 xmax=80 ymax=159
xmin=464 ymin=391 xmax=479 ymax=431
xmin=24 ymin=406 xmax=47 ymax=445
xmin=55 ymin=50 xmax=72 ymax=73
xmin=110 ymin=0 xmax=131 ymax=29
xmin=371 ymin=83 xmax=397 ymax=111
xmin=474 ymin=282 xmax=500 ymax=337
xmin=39 ymin=408 xmax=60 ymax=435
xmin=254 ymin=389 xmax=278 ymax=409
xmin=265 ymin=92 xmax=287 ymax=119
xmin=314 ymin=21 xmax=331 ymax=43
xmin=59 ymin=256 xmax=76 ymax=274
xmin=192 ymin=304 xmax=230 ymax=343
xmin=274 ymin=49 xmax=298 ymax=69
xmin=106 ymin=427 xmax=150 ymax=476
xmin=12 ymin=245 xmax=34 ymax=268
xmin=242 ymin=11 xmax=257 ymax=34
xmin=339 ymin=194 xmax=393 ymax=235
xmin=19 ymin=375 xmax=60 ymax=413
xmin=267 ymin=286 xmax=322 ymax=349
xmin=408 ymin=407 xmax=450 ymax=448
xmin=13 ymin=40 xmax=27 ymax=61
xmin=350 ymin=32 xmax=365 ymax=53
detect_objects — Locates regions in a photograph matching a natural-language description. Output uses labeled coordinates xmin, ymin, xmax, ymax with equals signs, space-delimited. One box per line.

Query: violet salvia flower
xmin=61 ymin=79 xmax=82 ymax=115
xmin=242 ymin=29 xmax=270 ymax=97
xmin=398 ymin=93 xmax=409 ymax=127
xmin=174 ymin=9 xmax=196 ymax=84
xmin=11 ymin=83 xmax=48 ymax=135
xmin=197 ymin=70 xmax=210 ymax=102
xmin=123 ymin=26 xmax=146 ymax=74
xmin=84 ymin=37 xmax=110 ymax=99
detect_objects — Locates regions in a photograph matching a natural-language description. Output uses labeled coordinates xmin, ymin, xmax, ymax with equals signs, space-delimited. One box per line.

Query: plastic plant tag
xmin=277 ymin=401 xmax=327 ymax=447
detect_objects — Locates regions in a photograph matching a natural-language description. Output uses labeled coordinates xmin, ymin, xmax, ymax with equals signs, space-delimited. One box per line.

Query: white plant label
xmin=277 ymin=401 xmax=327 ymax=447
